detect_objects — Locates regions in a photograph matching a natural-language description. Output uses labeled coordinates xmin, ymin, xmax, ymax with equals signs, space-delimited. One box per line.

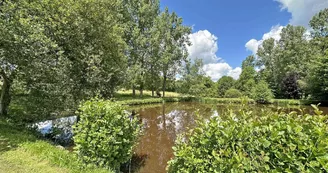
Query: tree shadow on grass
xmin=0 ymin=119 xmax=37 ymax=153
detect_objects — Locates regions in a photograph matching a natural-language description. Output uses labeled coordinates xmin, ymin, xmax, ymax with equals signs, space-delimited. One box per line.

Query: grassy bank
xmin=115 ymin=90 xmax=182 ymax=100
xmin=0 ymin=120 xmax=111 ymax=173
xmin=271 ymin=99 xmax=327 ymax=106
xmin=117 ymin=96 xmax=325 ymax=107
xmin=118 ymin=97 xmax=195 ymax=105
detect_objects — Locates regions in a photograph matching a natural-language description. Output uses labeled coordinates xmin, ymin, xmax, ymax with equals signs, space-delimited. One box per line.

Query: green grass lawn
xmin=115 ymin=89 xmax=183 ymax=99
xmin=115 ymin=90 xmax=322 ymax=106
xmin=0 ymin=119 xmax=111 ymax=173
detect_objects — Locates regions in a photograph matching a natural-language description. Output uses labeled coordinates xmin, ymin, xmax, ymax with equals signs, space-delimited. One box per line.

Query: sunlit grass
xmin=0 ymin=119 xmax=112 ymax=173
xmin=116 ymin=89 xmax=182 ymax=98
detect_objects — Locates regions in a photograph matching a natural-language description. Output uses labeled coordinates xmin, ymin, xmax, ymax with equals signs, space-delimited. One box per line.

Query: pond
xmin=33 ymin=102 xmax=328 ymax=173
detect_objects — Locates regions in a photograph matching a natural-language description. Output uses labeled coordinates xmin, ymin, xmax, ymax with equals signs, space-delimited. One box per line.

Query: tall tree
xmin=156 ymin=8 xmax=191 ymax=97
xmin=217 ymin=76 xmax=235 ymax=97
xmin=257 ymin=25 xmax=310 ymax=98
xmin=178 ymin=59 xmax=205 ymax=94
xmin=307 ymin=8 xmax=328 ymax=100
xmin=235 ymin=66 xmax=256 ymax=97
xmin=242 ymin=55 xmax=255 ymax=69
xmin=124 ymin=0 xmax=160 ymax=97
xmin=0 ymin=0 xmax=61 ymax=116
xmin=0 ymin=0 xmax=128 ymax=118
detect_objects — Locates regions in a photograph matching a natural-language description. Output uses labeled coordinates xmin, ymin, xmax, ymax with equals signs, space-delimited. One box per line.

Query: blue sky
xmin=160 ymin=0 xmax=328 ymax=81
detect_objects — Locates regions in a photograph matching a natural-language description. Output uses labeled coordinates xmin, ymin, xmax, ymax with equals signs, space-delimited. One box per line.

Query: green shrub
xmin=197 ymin=97 xmax=255 ymax=104
xmin=73 ymin=99 xmax=141 ymax=170
xmin=167 ymin=105 xmax=328 ymax=172
xmin=252 ymin=80 xmax=273 ymax=103
xmin=224 ymin=88 xmax=242 ymax=98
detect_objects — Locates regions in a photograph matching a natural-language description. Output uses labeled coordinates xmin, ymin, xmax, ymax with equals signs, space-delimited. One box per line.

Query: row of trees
xmin=173 ymin=56 xmax=272 ymax=103
xmin=0 ymin=0 xmax=190 ymax=120
xmin=123 ymin=0 xmax=190 ymax=97
xmin=125 ymin=7 xmax=328 ymax=102
xmin=203 ymin=8 xmax=328 ymax=101
xmin=253 ymin=8 xmax=328 ymax=100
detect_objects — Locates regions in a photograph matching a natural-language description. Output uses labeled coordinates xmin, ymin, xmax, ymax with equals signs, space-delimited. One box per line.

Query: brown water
xmin=33 ymin=102 xmax=328 ymax=173
xmin=128 ymin=102 xmax=328 ymax=173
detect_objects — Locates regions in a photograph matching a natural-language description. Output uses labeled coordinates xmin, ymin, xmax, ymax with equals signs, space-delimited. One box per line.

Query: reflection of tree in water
xmin=34 ymin=116 xmax=77 ymax=146
xmin=131 ymin=102 xmax=219 ymax=173
xmin=121 ymin=154 xmax=148 ymax=173
xmin=159 ymin=102 xmax=217 ymax=137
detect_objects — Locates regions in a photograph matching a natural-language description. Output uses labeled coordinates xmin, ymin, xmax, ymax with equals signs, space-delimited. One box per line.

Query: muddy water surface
xmin=34 ymin=102 xmax=328 ymax=173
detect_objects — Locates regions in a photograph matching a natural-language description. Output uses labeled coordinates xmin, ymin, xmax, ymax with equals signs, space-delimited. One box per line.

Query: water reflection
xmin=130 ymin=103 xmax=328 ymax=173
xmin=131 ymin=102 xmax=220 ymax=173
xmin=32 ymin=102 xmax=328 ymax=173
xmin=33 ymin=116 xmax=77 ymax=146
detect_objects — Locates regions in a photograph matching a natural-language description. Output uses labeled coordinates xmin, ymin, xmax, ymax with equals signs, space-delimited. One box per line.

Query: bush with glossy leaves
xmin=73 ymin=99 xmax=141 ymax=170
xmin=167 ymin=105 xmax=328 ymax=172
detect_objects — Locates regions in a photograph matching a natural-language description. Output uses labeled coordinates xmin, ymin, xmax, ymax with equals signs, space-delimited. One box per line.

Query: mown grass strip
xmin=0 ymin=119 xmax=112 ymax=173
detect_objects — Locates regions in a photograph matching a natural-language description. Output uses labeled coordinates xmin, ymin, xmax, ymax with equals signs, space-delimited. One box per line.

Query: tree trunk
xmin=132 ymin=85 xmax=136 ymax=97
xmin=0 ymin=71 xmax=11 ymax=117
xmin=152 ymin=86 xmax=154 ymax=97
xmin=162 ymin=75 xmax=166 ymax=98
xmin=140 ymin=85 xmax=143 ymax=97
xmin=151 ymin=66 xmax=154 ymax=97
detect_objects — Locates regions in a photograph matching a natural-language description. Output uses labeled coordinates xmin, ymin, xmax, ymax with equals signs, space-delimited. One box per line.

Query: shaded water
xmin=33 ymin=102 xmax=328 ymax=173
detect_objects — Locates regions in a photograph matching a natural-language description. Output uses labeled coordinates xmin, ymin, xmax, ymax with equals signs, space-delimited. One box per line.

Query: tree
xmin=217 ymin=76 xmax=235 ymax=97
xmin=123 ymin=0 xmax=160 ymax=97
xmin=235 ymin=56 xmax=257 ymax=97
xmin=307 ymin=53 xmax=328 ymax=100
xmin=241 ymin=55 xmax=255 ymax=69
xmin=224 ymin=88 xmax=242 ymax=98
xmin=306 ymin=8 xmax=328 ymax=100
xmin=53 ymin=0 xmax=127 ymax=100
xmin=310 ymin=8 xmax=328 ymax=38
xmin=156 ymin=8 xmax=191 ymax=97
xmin=0 ymin=0 xmax=128 ymax=119
xmin=252 ymin=80 xmax=273 ymax=103
xmin=281 ymin=72 xmax=302 ymax=99
xmin=257 ymin=25 xmax=311 ymax=98
xmin=235 ymin=66 xmax=256 ymax=95
xmin=178 ymin=59 xmax=205 ymax=94
xmin=0 ymin=0 xmax=61 ymax=116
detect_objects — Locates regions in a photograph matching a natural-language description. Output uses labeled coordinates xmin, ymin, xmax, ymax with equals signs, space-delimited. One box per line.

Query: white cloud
xmin=245 ymin=39 xmax=261 ymax=56
xmin=203 ymin=63 xmax=242 ymax=81
xmin=245 ymin=25 xmax=283 ymax=55
xmin=187 ymin=30 xmax=220 ymax=64
xmin=246 ymin=0 xmax=328 ymax=55
xmin=275 ymin=0 xmax=328 ymax=26
xmin=188 ymin=30 xmax=241 ymax=81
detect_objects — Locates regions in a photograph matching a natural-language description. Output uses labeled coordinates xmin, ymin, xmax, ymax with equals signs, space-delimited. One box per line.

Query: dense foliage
xmin=251 ymin=80 xmax=273 ymax=103
xmin=224 ymin=88 xmax=242 ymax=98
xmin=173 ymin=8 xmax=328 ymax=100
xmin=73 ymin=100 xmax=141 ymax=170
xmin=217 ymin=76 xmax=235 ymax=97
xmin=0 ymin=0 xmax=128 ymax=120
xmin=0 ymin=0 xmax=190 ymax=121
xmin=168 ymin=105 xmax=328 ymax=172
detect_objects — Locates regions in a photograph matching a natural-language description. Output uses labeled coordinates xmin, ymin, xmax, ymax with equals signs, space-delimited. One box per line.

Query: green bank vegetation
xmin=168 ymin=105 xmax=328 ymax=172
xmin=0 ymin=120 xmax=111 ymax=173
xmin=1 ymin=0 xmax=328 ymax=172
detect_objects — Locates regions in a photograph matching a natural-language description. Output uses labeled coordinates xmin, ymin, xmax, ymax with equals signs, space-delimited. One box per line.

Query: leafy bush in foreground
xmin=73 ymin=99 xmax=141 ymax=170
xmin=168 ymin=105 xmax=328 ymax=172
